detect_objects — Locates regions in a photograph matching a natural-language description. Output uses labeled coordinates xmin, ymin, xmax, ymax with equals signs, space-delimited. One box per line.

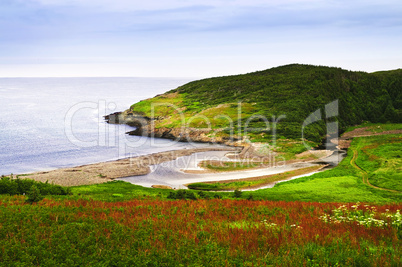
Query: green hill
xmin=125 ymin=64 xmax=401 ymax=144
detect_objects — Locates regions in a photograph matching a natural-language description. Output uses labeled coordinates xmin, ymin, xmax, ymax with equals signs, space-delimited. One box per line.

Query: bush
xmin=234 ymin=189 xmax=242 ymax=198
xmin=26 ymin=185 xmax=44 ymax=204
xmin=0 ymin=177 xmax=18 ymax=195
xmin=197 ymin=191 xmax=210 ymax=199
xmin=167 ymin=190 xmax=198 ymax=200
xmin=0 ymin=176 xmax=71 ymax=196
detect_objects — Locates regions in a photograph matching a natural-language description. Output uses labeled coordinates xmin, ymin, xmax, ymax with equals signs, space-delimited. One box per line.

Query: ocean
xmin=0 ymin=77 xmax=213 ymax=175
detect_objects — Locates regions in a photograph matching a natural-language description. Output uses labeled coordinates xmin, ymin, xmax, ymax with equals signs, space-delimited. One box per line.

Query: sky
xmin=0 ymin=0 xmax=401 ymax=78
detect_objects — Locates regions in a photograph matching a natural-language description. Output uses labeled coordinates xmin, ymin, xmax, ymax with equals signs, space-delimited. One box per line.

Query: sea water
xmin=0 ymin=77 xmax=212 ymax=175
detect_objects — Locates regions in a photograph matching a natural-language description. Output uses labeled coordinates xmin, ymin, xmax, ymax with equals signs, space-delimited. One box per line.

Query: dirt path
xmin=350 ymin=147 xmax=400 ymax=193
xmin=334 ymin=128 xmax=402 ymax=149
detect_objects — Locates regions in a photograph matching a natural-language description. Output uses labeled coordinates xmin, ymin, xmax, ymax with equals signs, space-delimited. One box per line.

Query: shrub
xmin=167 ymin=190 xmax=198 ymax=200
xmin=26 ymin=185 xmax=44 ymax=204
xmin=234 ymin=189 xmax=242 ymax=198
xmin=0 ymin=176 xmax=71 ymax=196
xmin=197 ymin=191 xmax=210 ymax=199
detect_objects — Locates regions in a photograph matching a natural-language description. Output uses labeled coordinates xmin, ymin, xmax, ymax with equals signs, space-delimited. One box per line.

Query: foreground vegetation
xmin=0 ymin=196 xmax=400 ymax=266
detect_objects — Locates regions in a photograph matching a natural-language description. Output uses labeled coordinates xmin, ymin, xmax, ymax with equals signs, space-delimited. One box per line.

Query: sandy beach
xmin=23 ymin=147 xmax=239 ymax=187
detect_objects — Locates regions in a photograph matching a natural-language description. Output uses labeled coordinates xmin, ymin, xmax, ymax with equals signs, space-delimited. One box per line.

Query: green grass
xmin=255 ymin=175 xmax=394 ymax=203
xmin=354 ymin=135 xmax=402 ymax=191
xmin=69 ymin=181 xmax=172 ymax=202
xmin=252 ymin=134 xmax=402 ymax=203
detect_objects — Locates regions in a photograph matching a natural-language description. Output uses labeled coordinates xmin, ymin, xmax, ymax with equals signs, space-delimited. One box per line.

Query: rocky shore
xmin=104 ymin=111 xmax=241 ymax=144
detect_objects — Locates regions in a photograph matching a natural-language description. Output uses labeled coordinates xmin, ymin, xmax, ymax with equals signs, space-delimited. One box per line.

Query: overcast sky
xmin=1 ymin=0 xmax=401 ymax=77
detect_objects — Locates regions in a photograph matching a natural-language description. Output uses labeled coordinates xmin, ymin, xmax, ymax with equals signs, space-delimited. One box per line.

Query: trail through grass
xmin=350 ymin=146 xmax=400 ymax=193
xmin=252 ymin=133 xmax=402 ymax=203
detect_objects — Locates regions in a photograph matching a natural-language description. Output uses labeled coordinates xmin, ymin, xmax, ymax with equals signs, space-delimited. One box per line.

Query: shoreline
xmin=14 ymin=140 xmax=340 ymax=188
xmin=21 ymin=147 xmax=239 ymax=187
xmin=16 ymin=144 xmax=332 ymax=188
xmin=117 ymin=148 xmax=337 ymax=190
xmin=19 ymin=147 xmax=238 ymax=186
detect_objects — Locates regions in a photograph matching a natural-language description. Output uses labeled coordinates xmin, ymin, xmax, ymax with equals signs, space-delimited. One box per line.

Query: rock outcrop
xmin=105 ymin=112 xmax=241 ymax=145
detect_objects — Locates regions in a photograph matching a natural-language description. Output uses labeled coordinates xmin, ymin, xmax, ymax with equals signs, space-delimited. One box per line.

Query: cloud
xmin=1 ymin=0 xmax=401 ymax=77
xmin=24 ymin=0 xmax=325 ymax=11
xmin=7 ymin=0 xmax=399 ymax=35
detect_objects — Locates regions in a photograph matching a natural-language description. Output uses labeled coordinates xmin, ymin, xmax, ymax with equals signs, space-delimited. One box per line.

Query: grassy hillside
xmin=252 ymin=133 xmax=402 ymax=203
xmin=129 ymin=64 xmax=401 ymax=143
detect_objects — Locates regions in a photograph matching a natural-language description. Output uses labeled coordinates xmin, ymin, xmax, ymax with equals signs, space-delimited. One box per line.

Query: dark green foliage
xmin=0 ymin=176 xmax=71 ymax=196
xmin=167 ymin=189 xmax=198 ymax=200
xmin=166 ymin=64 xmax=402 ymax=142
xmin=196 ymin=190 xmax=210 ymax=199
xmin=187 ymin=182 xmax=220 ymax=191
xmin=233 ymin=189 xmax=242 ymax=198
xmin=26 ymin=185 xmax=44 ymax=204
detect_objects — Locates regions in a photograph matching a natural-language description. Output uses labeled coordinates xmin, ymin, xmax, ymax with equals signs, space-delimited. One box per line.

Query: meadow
xmin=0 ymin=196 xmax=400 ymax=266
xmin=251 ymin=133 xmax=402 ymax=204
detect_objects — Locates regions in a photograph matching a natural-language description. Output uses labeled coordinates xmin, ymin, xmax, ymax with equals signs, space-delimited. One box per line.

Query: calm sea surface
xmin=0 ymin=77 xmax=214 ymax=175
